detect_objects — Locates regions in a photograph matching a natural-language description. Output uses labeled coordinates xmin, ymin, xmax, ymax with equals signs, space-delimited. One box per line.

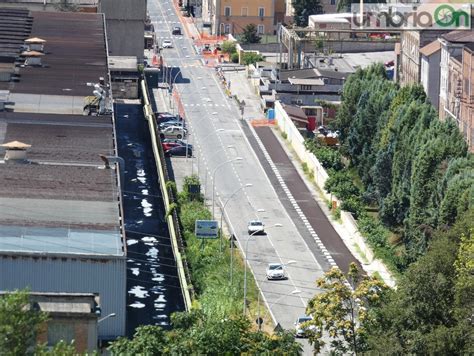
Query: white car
xmin=247 ymin=220 xmax=264 ymax=235
xmin=159 ymin=126 xmax=187 ymax=140
xmin=162 ymin=39 xmax=173 ymax=48
xmin=294 ymin=316 xmax=315 ymax=338
xmin=266 ymin=263 xmax=287 ymax=280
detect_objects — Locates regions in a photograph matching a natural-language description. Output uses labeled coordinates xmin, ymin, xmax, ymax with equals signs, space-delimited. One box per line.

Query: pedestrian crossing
xmin=183 ymin=103 xmax=227 ymax=107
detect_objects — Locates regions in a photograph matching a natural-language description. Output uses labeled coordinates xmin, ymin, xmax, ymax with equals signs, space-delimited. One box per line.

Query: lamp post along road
xmin=220 ymin=183 xmax=252 ymax=253
xmin=205 ymin=144 xmax=234 ymax=192
xmin=243 ymin=223 xmax=283 ymax=316
xmin=211 ymin=157 xmax=243 ymax=220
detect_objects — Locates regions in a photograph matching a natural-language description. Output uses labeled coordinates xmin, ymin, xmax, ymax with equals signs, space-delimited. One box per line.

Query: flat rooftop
xmin=0 ymin=112 xmax=122 ymax=256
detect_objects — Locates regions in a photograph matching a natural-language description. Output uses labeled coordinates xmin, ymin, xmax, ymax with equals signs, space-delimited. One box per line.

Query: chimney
xmin=24 ymin=37 xmax=46 ymax=52
xmin=21 ymin=50 xmax=44 ymax=67
xmin=1 ymin=141 xmax=31 ymax=162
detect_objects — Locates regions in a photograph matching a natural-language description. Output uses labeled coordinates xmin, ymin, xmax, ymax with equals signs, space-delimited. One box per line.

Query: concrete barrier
xmin=141 ymin=80 xmax=193 ymax=310
xmin=274 ymin=100 xmax=375 ymax=263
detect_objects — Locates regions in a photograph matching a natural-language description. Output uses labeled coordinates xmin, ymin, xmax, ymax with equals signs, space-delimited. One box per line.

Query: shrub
xmin=341 ymin=196 xmax=364 ymax=218
xmin=241 ymin=52 xmax=264 ymax=65
xmin=221 ymin=41 xmax=236 ymax=54
xmin=231 ymin=52 xmax=239 ymax=63
xmin=325 ymin=170 xmax=361 ymax=201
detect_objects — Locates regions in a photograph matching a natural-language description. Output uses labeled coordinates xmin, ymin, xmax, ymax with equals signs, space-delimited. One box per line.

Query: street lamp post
xmin=211 ymin=157 xmax=243 ymax=219
xmin=258 ymin=289 xmax=302 ymax=331
xmin=220 ymin=183 xmax=253 ymax=253
xmin=204 ymin=144 xmax=234 ymax=192
xmin=243 ymin=223 xmax=283 ymax=316
xmin=98 ymin=312 xmax=116 ymax=323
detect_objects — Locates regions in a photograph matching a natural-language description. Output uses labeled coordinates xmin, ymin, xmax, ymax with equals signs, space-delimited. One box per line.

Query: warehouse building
xmin=0 ymin=9 xmax=126 ymax=341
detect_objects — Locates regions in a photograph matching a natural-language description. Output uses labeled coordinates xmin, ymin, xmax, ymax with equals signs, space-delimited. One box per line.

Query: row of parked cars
xmin=156 ymin=112 xmax=193 ymax=157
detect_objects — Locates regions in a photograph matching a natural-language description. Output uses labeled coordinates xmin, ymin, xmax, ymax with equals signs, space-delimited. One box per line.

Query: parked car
xmin=266 ymin=263 xmax=287 ymax=280
xmin=162 ymin=138 xmax=192 ymax=149
xmin=294 ymin=316 xmax=315 ymax=338
xmin=159 ymin=126 xmax=187 ymax=139
xmin=162 ymin=141 xmax=192 ymax=151
xmin=162 ymin=39 xmax=173 ymax=48
xmin=172 ymin=27 xmax=182 ymax=35
xmin=159 ymin=121 xmax=186 ymax=130
xmin=247 ymin=220 xmax=265 ymax=235
xmin=165 ymin=145 xmax=193 ymax=157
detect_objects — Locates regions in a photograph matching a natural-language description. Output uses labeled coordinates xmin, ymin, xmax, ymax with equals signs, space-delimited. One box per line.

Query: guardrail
xmin=140 ymin=79 xmax=193 ymax=310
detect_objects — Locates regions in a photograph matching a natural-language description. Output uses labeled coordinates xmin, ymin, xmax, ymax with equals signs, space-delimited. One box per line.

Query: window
xmin=330 ymin=0 xmax=336 ymax=4
xmin=224 ymin=24 xmax=231 ymax=34
xmin=224 ymin=6 xmax=231 ymax=17
xmin=241 ymin=7 xmax=248 ymax=16
xmin=258 ymin=7 xmax=265 ymax=17
xmin=257 ymin=24 xmax=264 ymax=34
xmin=301 ymin=85 xmax=312 ymax=90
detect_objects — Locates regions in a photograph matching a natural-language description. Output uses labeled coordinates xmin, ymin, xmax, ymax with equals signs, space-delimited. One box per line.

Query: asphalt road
xmin=148 ymin=0 xmax=328 ymax=353
xmin=115 ymin=103 xmax=185 ymax=336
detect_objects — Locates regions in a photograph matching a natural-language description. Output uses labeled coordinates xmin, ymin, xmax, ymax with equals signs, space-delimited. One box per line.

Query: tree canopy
xmin=109 ymin=310 xmax=302 ymax=354
xmin=240 ymin=24 xmax=261 ymax=44
xmin=293 ymin=0 xmax=323 ymax=26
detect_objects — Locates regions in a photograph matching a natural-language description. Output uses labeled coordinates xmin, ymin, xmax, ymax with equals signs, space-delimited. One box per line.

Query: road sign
xmin=195 ymin=220 xmax=219 ymax=239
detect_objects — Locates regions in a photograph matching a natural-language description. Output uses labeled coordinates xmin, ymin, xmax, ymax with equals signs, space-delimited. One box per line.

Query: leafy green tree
xmin=240 ymin=24 xmax=261 ymax=44
xmin=324 ymin=169 xmax=360 ymax=201
xmin=365 ymin=211 xmax=474 ymax=354
xmin=293 ymin=0 xmax=323 ymax=26
xmin=0 ymin=290 xmax=49 ymax=355
xmin=305 ymin=263 xmax=389 ymax=354
xmin=221 ymin=40 xmax=237 ymax=55
xmin=109 ymin=310 xmax=302 ymax=354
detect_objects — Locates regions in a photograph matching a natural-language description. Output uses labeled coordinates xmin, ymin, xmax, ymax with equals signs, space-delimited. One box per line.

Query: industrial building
xmin=0 ymin=9 xmax=126 ymax=342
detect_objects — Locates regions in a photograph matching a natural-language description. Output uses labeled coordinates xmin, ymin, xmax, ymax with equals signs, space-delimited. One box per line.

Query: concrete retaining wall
xmin=274 ymin=100 xmax=375 ymax=263
xmin=141 ymin=80 xmax=193 ymax=310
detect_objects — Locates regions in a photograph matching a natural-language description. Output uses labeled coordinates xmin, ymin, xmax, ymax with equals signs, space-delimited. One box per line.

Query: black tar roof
xmin=0 ymin=11 xmax=107 ymax=96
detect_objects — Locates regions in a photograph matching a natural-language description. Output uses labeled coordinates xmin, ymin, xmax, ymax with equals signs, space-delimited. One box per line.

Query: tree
xmin=305 ymin=263 xmax=389 ymax=354
xmin=0 ymin=290 xmax=76 ymax=355
xmin=293 ymin=0 xmax=323 ymax=26
xmin=240 ymin=24 xmax=261 ymax=44
xmin=221 ymin=40 xmax=236 ymax=55
xmin=0 ymin=290 xmax=49 ymax=355
xmin=365 ymin=211 xmax=474 ymax=354
xmin=109 ymin=310 xmax=302 ymax=354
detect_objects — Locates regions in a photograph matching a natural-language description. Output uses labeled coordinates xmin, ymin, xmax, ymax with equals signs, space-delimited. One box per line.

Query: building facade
xmin=461 ymin=44 xmax=474 ymax=152
xmin=398 ymin=30 xmax=448 ymax=86
xmin=206 ymin=0 xmax=279 ymax=35
xmin=420 ymin=40 xmax=441 ymax=109
xmin=99 ymin=0 xmax=147 ymax=62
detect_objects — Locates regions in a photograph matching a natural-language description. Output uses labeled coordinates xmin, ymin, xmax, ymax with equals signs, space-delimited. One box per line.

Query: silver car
xmin=247 ymin=220 xmax=265 ymax=235
xmin=294 ymin=316 xmax=314 ymax=338
xmin=266 ymin=263 xmax=287 ymax=280
xmin=159 ymin=126 xmax=187 ymax=140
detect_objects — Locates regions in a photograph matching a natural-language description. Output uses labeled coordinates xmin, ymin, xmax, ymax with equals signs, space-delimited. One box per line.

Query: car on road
xmin=159 ymin=126 xmax=187 ymax=140
xmin=266 ymin=263 xmax=287 ymax=280
xmin=294 ymin=316 xmax=315 ymax=338
xmin=165 ymin=145 xmax=193 ymax=157
xmin=247 ymin=220 xmax=265 ymax=235
xmin=162 ymin=39 xmax=173 ymax=48
xmin=172 ymin=27 xmax=182 ymax=35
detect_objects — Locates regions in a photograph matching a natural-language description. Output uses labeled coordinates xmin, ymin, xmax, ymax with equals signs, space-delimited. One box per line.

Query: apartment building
xmin=420 ymin=40 xmax=441 ymax=108
xmin=439 ymin=31 xmax=474 ymax=127
xmin=398 ymin=30 xmax=448 ymax=86
xmin=204 ymin=0 xmax=282 ymax=35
